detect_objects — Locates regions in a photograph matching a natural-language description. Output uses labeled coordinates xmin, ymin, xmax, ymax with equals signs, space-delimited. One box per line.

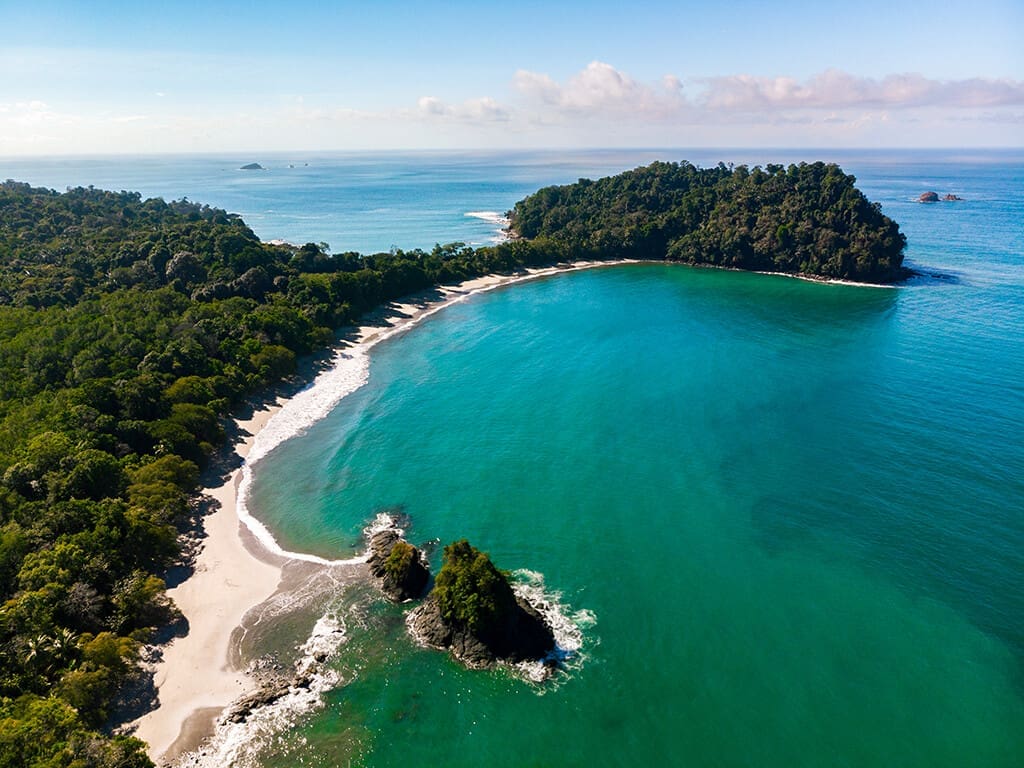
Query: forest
xmin=0 ymin=181 xmax=564 ymax=766
xmin=510 ymin=161 xmax=908 ymax=283
xmin=0 ymin=162 xmax=904 ymax=765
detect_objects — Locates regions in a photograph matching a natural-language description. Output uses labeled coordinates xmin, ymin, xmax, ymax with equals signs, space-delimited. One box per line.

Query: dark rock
xmin=409 ymin=593 xmax=555 ymax=669
xmin=367 ymin=529 xmax=430 ymax=602
xmin=226 ymin=681 xmax=290 ymax=723
xmin=918 ymin=191 xmax=939 ymax=203
xmin=239 ymin=162 xmax=264 ymax=170
xmin=943 ymin=193 xmax=963 ymax=201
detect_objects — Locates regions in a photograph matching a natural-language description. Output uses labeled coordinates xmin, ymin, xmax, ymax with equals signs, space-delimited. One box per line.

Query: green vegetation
xmin=432 ymin=540 xmax=516 ymax=634
xmin=511 ymin=161 xmax=908 ymax=282
xmin=0 ymin=163 xmax=902 ymax=761
xmin=382 ymin=540 xmax=416 ymax=582
xmin=0 ymin=181 xmax=561 ymax=764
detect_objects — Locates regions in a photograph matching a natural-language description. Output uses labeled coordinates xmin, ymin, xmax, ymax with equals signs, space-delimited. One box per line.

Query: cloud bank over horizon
xmin=2 ymin=61 xmax=1022 ymax=155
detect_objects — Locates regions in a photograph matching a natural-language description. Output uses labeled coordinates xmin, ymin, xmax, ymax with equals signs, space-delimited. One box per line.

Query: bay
xmin=240 ymin=151 xmax=1024 ymax=767
xmin=8 ymin=149 xmax=1021 ymax=765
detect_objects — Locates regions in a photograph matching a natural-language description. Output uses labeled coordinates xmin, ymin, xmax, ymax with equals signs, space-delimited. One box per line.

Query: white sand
xmin=130 ymin=405 xmax=287 ymax=763
xmin=130 ymin=260 xmax=631 ymax=764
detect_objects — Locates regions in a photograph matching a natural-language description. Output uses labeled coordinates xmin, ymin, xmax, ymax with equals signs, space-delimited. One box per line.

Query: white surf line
xmin=234 ymin=260 xmax=637 ymax=565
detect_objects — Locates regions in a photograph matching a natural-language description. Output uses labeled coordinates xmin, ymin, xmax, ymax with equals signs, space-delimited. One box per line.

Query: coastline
xmin=130 ymin=255 xmax=888 ymax=764
xmin=130 ymin=404 xmax=287 ymax=763
xmin=129 ymin=259 xmax=627 ymax=765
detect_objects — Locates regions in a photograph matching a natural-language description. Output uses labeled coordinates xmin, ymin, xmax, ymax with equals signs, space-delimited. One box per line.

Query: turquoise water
xmin=248 ymin=264 xmax=1024 ymax=767
xmin=8 ymin=150 xmax=1022 ymax=765
xmin=243 ymin=153 xmax=1024 ymax=767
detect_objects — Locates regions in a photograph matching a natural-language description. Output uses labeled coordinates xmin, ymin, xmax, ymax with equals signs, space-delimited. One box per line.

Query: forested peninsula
xmin=0 ymin=162 xmax=904 ymax=766
xmin=511 ymin=161 xmax=908 ymax=283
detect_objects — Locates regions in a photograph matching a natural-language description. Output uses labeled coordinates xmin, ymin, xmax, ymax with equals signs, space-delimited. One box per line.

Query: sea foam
xmin=508 ymin=569 xmax=597 ymax=685
xmin=176 ymin=612 xmax=349 ymax=768
xmin=465 ymin=210 xmax=511 ymax=244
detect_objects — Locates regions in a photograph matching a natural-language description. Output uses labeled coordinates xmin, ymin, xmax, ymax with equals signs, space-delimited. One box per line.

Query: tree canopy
xmin=510 ymin=161 xmax=908 ymax=282
xmin=432 ymin=540 xmax=517 ymax=635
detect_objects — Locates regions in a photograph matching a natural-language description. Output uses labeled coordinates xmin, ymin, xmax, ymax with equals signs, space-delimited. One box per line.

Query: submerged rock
xmin=943 ymin=193 xmax=963 ymax=201
xmin=226 ymin=680 xmax=291 ymax=723
xmin=367 ymin=529 xmax=430 ymax=602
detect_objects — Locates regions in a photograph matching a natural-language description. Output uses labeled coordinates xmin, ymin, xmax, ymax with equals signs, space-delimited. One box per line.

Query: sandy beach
xmin=129 ymin=260 xmax=624 ymax=765
xmin=130 ymin=404 xmax=287 ymax=763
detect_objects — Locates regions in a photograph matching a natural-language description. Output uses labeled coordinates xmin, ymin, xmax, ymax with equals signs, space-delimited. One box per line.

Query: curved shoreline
xmin=233 ymin=259 xmax=638 ymax=564
xmin=130 ymin=257 xmax=889 ymax=764
xmin=129 ymin=260 xmax=626 ymax=764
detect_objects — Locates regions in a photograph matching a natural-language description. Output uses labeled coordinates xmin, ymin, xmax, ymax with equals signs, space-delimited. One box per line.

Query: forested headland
xmin=0 ymin=162 xmax=904 ymax=765
xmin=510 ymin=161 xmax=908 ymax=283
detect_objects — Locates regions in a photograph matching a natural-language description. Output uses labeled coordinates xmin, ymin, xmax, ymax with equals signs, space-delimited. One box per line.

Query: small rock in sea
xmin=943 ymin=193 xmax=963 ymax=201
xmin=239 ymin=162 xmax=264 ymax=170
xmin=919 ymin=191 xmax=939 ymax=203
xmin=367 ymin=529 xmax=430 ymax=602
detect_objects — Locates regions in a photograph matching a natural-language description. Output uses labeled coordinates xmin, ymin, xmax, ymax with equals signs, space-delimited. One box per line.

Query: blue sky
xmin=1 ymin=0 xmax=1021 ymax=154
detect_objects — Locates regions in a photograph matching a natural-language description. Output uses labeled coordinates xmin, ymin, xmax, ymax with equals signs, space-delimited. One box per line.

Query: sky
xmin=1 ymin=0 xmax=1022 ymax=154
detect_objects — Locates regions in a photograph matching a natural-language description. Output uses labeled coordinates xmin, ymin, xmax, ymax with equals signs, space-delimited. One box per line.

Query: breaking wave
xmin=175 ymin=612 xmax=349 ymax=768
xmin=509 ymin=569 xmax=597 ymax=685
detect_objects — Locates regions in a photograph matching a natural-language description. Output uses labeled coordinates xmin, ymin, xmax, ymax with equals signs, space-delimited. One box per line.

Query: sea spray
xmin=464 ymin=210 xmax=511 ymax=244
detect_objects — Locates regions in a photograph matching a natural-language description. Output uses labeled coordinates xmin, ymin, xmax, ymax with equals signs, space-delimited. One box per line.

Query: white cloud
xmin=508 ymin=63 xmax=1024 ymax=123
xmin=2 ymin=64 xmax=1021 ymax=154
xmin=513 ymin=61 xmax=687 ymax=119
xmin=700 ymin=69 xmax=1024 ymax=111
xmin=415 ymin=95 xmax=509 ymax=122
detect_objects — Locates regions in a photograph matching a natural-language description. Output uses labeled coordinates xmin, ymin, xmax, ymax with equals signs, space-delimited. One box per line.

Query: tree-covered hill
xmin=510 ymin=161 xmax=908 ymax=283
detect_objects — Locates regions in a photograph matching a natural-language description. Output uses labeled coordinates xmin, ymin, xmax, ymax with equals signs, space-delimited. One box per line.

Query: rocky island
xmin=367 ymin=529 xmax=430 ymax=602
xmin=408 ymin=540 xmax=556 ymax=669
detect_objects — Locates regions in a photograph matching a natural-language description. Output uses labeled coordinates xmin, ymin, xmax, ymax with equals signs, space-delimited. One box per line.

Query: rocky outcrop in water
xmin=367 ymin=529 xmax=430 ymax=602
xmin=407 ymin=539 xmax=555 ymax=668
xmin=919 ymin=191 xmax=939 ymax=202
xmin=409 ymin=592 xmax=556 ymax=669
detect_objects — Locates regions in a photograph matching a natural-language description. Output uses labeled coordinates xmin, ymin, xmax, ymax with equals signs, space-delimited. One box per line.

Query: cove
xmin=246 ymin=264 xmax=1024 ymax=767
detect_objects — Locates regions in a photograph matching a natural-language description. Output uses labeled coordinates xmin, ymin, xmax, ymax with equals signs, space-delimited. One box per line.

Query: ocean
xmin=4 ymin=149 xmax=1022 ymax=766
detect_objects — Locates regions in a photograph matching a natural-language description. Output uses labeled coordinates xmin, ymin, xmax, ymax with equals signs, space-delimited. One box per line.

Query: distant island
xmin=0 ymin=162 xmax=908 ymax=765
xmin=919 ymin=191 xmax=964 ymax=203
xmin=511 ymin=161 xmax=908 ymax=283
xmin=239 ymin=162 xmax=264 ymax=170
